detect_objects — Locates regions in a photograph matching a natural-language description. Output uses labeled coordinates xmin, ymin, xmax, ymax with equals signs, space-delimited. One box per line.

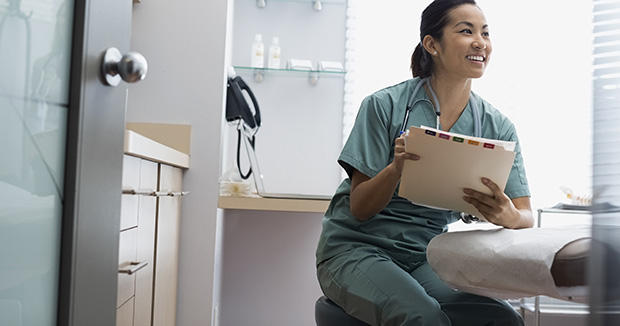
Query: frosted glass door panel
xmin=0 ymin=0 xmax=73 ymax=325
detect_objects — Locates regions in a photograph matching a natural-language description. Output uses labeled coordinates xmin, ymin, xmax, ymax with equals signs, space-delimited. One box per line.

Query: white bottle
xmin=268 ymin=37 xmax=281 ymax=69
xmin=251 ymin=34 xmax=265 ymax=68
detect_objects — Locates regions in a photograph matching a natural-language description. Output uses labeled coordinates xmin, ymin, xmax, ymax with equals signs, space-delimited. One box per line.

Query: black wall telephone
xmin=226 ymin=75 xmax=261 ymax=180
xmin=226 ymin=75 xmax=261 ymax=129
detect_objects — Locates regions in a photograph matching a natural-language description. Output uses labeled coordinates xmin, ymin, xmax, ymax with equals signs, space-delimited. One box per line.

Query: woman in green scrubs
xmin=316 ymin=1 xmax=534 ymax=325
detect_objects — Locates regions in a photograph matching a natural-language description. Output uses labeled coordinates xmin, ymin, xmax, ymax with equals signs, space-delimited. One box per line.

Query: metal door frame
xmin=57 ymin=0 xmax=130 ymax=324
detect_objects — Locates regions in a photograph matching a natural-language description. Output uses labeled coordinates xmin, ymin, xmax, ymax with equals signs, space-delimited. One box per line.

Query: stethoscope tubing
xmin=401 ymin=78 xmax=481 ymax=138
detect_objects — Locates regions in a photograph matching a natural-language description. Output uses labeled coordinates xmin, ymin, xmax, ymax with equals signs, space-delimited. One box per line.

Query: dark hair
xmin=411 ymin=0 xmax=477 ymax=78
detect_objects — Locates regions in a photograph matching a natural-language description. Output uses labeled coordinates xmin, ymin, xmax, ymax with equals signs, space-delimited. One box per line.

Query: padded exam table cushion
xmin=426 ymin=225 xmax=590 ymax=302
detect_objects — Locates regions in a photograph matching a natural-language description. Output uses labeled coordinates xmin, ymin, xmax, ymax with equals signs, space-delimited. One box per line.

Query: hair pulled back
xmin=411 ymin=0 xmax=477 ymax=78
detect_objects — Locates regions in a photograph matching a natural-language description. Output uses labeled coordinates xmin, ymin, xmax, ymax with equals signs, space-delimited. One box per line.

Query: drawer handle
xmin=118 ymin=261 xmax=148 ymax=275
xmin=168 ymin=191 xmax=190 ymax=197
xmin=122 ymin=189 xmax=155 ymax=196
xmin=152 ymin=191 xmax=190 ymax=197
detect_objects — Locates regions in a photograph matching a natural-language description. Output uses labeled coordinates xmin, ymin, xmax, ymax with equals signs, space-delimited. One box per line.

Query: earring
xmin=433 ymin=51 xmax=437 ymax=55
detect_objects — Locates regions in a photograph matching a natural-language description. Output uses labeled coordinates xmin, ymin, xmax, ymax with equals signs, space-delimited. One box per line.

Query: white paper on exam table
xmin=427 ymin=225 xmax=591 ymax=302
xmin=398 ymin=126 xmax=516 ymax=219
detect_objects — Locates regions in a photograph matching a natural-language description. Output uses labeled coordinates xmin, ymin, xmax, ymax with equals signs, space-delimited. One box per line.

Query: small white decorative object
xmin=318 ymin=61 xmax=344 ymax=72
xmin=219 ymin=165 xmax=253 ymax=196
xmin=559 ymin=186 xmax=592 ymax=206
xmin=287 ymin=59 xmax=314 ymax=71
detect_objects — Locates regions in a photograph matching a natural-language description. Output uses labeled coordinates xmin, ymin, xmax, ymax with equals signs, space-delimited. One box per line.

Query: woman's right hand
xmin=393 ymin=133 xmax=420 ymax=174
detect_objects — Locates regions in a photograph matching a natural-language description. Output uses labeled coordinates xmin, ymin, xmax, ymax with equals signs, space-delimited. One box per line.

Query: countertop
xmin=218 ymin=194 xmax=330 ymax=213
xmin=124 ymin=129 xmax=190 ymax=168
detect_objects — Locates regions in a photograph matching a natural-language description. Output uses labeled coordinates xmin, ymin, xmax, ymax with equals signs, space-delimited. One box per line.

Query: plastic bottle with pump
xmin=251 ymin=34 xmax=265 ymax=68
xmin=268 ymin=37 xmax=281 ymax=69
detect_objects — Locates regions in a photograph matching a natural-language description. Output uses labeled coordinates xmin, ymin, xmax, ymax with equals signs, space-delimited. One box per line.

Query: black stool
xmin=315 ymin=296 xmax=369 ymax=326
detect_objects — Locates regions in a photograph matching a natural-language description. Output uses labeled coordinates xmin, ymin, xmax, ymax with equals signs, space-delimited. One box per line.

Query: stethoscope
xmin=400 ymin=77 xmax=482 ymax=138
xmin=400 ymin=77 xmax=484 ymax=223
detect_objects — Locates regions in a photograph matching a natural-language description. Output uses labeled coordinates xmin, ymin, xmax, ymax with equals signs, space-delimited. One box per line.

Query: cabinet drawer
xmin=120 ymin=156 xmax=158 ymax=231
xmin=120 ymin=195 xmax=139 ymax=231
xmin=122 ymin=155 xmax=141 ymax=190
xmin=121 ymin=155 xmax=141 ymax=230
xmin=139 ymin=159 xmax=157 ymax=193
xmin=117 ymin=228 xmax=138 ymax=308
xmin=116 ymin=296 xmax=134 ymax=326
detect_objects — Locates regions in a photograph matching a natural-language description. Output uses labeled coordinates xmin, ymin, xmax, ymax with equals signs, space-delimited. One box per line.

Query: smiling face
xmin=424 ymin=4 xmax=492 ymax=81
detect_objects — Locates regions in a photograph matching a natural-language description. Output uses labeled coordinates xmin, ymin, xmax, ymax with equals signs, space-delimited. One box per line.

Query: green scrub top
xmin=316 ymin=77 xmax=531 ymax=272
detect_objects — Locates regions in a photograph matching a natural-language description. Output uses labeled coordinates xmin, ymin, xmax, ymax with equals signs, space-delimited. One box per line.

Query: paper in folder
xmin=398 ymin=126 xmax=516 ymax=219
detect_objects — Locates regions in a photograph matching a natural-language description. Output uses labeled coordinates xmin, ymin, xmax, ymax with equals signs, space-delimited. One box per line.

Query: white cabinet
xmin=117 ymin=154 xmax=185 ymax=326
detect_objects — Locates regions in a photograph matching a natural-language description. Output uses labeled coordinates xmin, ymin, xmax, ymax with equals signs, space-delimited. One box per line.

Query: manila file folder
xmin=397 ymin=126 xmax=516 ymax=219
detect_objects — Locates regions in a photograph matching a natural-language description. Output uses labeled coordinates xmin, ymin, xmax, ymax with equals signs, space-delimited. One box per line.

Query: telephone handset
xmin=226 ymin=75 xmax=261 ymax=129
xmin=226 ymin=75 xmax=262 ymax=180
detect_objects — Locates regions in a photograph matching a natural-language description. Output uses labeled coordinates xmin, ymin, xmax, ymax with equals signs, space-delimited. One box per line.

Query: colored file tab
xmin=417 ymin=125 xmax=516 ymax=151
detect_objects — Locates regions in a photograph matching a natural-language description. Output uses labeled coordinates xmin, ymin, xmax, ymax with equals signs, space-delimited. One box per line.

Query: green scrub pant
xmin=317 ymin=246 xmax=524 ymax=326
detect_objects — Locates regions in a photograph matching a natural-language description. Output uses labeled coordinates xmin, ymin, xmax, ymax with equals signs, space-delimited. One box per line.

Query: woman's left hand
xmin=463 ymin=178 xmax=533 ymax=229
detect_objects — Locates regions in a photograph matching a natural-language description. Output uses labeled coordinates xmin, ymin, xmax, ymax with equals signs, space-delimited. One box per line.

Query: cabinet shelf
xmin=252 ymin=0 xmax=345 ymax=12
xmin=251 ymin=0 xmax=346 ymax=5
xmin=233 ymin=66 xmax=345 ymax=84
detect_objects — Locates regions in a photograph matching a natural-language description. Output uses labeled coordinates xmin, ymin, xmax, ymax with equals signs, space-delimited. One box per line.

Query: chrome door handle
xmin=101 ymin=47 xmax=148 ymax=86
xmin=118 ymin=261 xmax=148 ymax=275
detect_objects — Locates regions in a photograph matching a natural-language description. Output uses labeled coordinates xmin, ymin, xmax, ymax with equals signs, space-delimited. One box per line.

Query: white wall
xmin=220 ymin=210 xmax=324 ymax=326
xmin=128 ymin=0 xmax=230 ymax=325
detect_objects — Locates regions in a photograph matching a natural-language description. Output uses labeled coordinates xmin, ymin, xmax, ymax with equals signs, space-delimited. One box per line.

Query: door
xmin=0 ymin=0 xmax=136 ymax=324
